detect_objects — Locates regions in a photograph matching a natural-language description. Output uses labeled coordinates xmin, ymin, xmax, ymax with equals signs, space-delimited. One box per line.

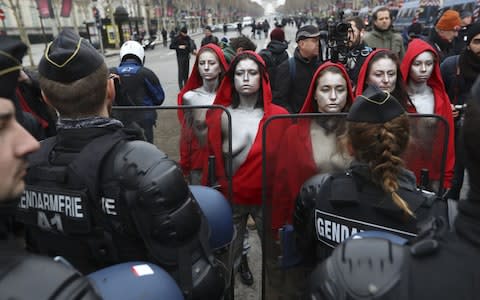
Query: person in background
xmin=453 ymin=10 xmax=474 ymax=55
xmin=222 ymin=35 xmax=257 ymax=64
xmin=345 ymin=16 xmax=373 ymax=90
xmin=112 ymin=40 xmax=165 ymax=144
xmin=426 ymin=9 xmax=461 ymax=63
xmin=273 ymin=25 xmax=321 ymax=113
xmin=170 ymin=26 xmax=197 ymax=89
xmin=363 ymin=6 xmax=405 ymax=59
xmin=201 ymin=25 xmax=219 ymax=47
xmin=441 ymin=23 xmax=480 ymax=200
xmin=161 ymin=28 xmax=168 ymax=47
xmin=258 ymin=27 xmax=289 ymax=90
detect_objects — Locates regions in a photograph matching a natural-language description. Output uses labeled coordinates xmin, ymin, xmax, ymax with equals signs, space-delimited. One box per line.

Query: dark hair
xmin=228 ymin=52 xmax=265 ymax=109
xmin=346 ymin=16 xmax=365 ymax=31
xmin=312 ymin=66 xmax=351 ymax=113
xmin=39 ymin=63 xmax=108 ymax=117
xmin=366 ymin=50 xmax=413 ymax=110
xmin=372 ymin=6 xmax=392 ymax=22
xmin=229 ymin=36 xmax=257 ymax=52
xmin=347 ymin=113 xmax=413 ymax=216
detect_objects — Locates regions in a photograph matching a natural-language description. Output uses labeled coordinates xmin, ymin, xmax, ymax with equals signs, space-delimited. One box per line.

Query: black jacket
xmin=426 ymin=30 xmax=455 ymax=63
xmin=294 ymin=162 xmax=442 ymax=265
xmin=170 ymin=34 xmax=196 ymax=59
xmin=272 ymin=47 xmax=321 ymax=113
xmin=406 ymin=199 xmax=480 ymax=299
xmin=259 ymin=40 xmax=289 ymax=90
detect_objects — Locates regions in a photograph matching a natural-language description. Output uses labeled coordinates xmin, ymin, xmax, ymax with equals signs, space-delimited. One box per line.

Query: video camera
xmin=326 ymin=10 xmax=351 ymax=64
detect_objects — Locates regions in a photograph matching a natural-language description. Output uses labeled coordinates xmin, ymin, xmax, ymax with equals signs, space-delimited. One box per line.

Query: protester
xmin=177 ymin=44 xmax=228 ymax=184
xmin=271 ymin=62 xmax=354 ymax=232
xmin=204 ymin=51 xmax=288 ymax=287
xmin=18 ymin=29 xmax=224 ymax=299
xmin=273 ymin=25 xmax=321 ymax=113
xmin=355 ymin=49 xmax=412 ymax=110
xmin=170 ymin=26 xmax=197 ymax=89
xmin=400 ymin=38 xmax=455 ymax=191
xmin=363 ymin=6 xmax=405 ymax=59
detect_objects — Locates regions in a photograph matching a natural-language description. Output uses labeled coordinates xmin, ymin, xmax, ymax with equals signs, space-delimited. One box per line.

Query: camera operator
xmin=345 ymin=16 xmax=373 ymax=90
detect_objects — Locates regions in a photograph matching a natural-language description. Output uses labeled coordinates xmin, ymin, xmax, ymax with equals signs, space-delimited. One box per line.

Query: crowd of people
xmin=2 ymin=5 xmax=480 ymax=300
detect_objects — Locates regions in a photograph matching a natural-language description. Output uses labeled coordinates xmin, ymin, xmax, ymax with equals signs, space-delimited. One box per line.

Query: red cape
xmin=204 ymin=51 xmax=288 ymax=205
xmin=400 ymin=38 xmax=455 ymax=188
xmin=270 ymin=62 xmax=354 ymax=230
xmin=177 ymin=44 xmax=228 ymax=176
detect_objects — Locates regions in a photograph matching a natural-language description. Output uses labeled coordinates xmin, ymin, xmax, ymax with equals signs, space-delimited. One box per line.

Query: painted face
xmin=234 ymin=58 xmax=261 ymax=96
xmin=198 ymin=50 xmax=222 ymax=81
xmin=314 ymin=71 xmax=348 ymax=113
xmin=468 ymin=33 xmax=480 ymax=57
xmin=409 ymin=51 xmax=435 ymax=84
xmin=367 ymin=57 xmax=397 ymax=93
xmin=374 ymin=10 xmax=391 ymax=31
xmin=0 ymin=99 xmax=39 ymax=201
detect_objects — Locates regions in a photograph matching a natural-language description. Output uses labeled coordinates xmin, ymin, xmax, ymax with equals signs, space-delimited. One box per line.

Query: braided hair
xmin=347 ymin=113 xmax=414 ymax=216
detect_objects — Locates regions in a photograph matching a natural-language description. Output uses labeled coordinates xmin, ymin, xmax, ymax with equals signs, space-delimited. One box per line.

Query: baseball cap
xmin=296 ymin=25 xmax=321 ymax=42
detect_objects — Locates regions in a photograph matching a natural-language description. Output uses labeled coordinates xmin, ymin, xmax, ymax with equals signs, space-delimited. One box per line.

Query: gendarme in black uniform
xmin=294 ymin=162 xmax=434 ymax=262
xmin=0 ymin=36 xmax=99 ymax=300
xmin=16 ymin=29 xmax=224 ymax=300
xmin=310 ymin=79 xmax=480 ymax=300
xmin=294 ymin=87 xmax=440 ymax=264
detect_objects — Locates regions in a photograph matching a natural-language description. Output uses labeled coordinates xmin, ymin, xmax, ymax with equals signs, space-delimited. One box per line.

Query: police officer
xmin=0 ymin=36 xmax=100 ymax=299
xmin=16 ymin=29 xmax=224 ymax=300
xmin=112 ymin=40 xmax=165 ymax=144
xmin=309 ymin=78 xmax=480 ymax=300
xmin=294 ymin=86 xmax=441 ymax=265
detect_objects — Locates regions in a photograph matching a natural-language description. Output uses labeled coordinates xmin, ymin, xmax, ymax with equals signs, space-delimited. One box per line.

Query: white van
xmin=242 ymin=16 xmax=253 ymax=27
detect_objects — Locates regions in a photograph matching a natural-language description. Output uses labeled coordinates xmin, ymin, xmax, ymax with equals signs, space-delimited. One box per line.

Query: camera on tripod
xmin=326 ymin=11 xmax=352 ymax=64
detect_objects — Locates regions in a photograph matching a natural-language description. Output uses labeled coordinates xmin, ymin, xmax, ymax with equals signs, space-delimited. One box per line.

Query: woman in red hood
xmin=203 ymin=50 xmax=288 ymax=281
xmin=356 ymin=48 xmax=413 ymax=110
xmin=177 ymin=44 xmax=228 ymax=183
xmin=400 ymin=38 xmax=455 ymax=190
xmin=269 ymin=62 xmax=354 ymax=232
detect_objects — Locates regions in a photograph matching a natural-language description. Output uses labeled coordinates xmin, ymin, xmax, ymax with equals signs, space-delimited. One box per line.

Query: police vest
xmin=16 ymin=128 xmax=141 ymax=268
xmin=306 ymin=172 xmax=435 ymax=252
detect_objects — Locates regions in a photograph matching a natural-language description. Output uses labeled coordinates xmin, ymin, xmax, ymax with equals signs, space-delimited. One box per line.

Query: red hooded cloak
xmin=177 ymin=44 xmax=229 ymax=177
xmin=204 ymin=51 xmax=288 ymax=205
